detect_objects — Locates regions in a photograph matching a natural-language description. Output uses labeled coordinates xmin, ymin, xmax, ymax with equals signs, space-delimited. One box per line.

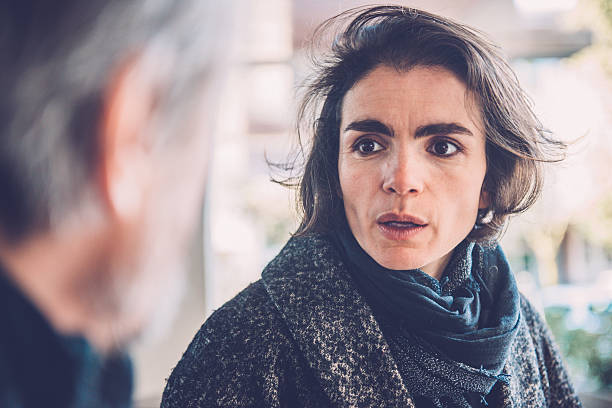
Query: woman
xmin=162 ymin=6 xmax=581 ymax=407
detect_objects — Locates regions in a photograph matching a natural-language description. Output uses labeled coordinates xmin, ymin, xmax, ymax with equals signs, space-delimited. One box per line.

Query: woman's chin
xmin=370 ymin=250 xmax=427 ymax=271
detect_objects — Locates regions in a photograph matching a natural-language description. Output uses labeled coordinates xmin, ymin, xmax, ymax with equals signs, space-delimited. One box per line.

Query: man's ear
xmin=98 ymin=55 xmax=157 ymax=222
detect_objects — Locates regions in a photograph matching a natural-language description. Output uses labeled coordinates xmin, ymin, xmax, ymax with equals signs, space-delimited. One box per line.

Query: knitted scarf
xmin=333 ymin=224 xmax=521 ymax=407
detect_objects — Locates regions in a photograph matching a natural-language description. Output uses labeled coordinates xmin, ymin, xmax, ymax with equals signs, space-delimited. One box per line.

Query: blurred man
xmin=0 ymin=1 xmax=229 ymax=406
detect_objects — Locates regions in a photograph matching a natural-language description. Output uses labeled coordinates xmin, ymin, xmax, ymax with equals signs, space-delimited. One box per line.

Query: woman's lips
xmin=376 ymin=213 xmax=428 ymax=241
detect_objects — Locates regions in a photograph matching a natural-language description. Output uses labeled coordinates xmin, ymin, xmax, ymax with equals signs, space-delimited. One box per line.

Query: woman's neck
xmin=419 ymin=249 xmax=454 ymax=280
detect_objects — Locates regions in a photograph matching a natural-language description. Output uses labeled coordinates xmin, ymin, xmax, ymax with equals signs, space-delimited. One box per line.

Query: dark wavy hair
xmin=277 ymin=5 xmax=566 ymax=242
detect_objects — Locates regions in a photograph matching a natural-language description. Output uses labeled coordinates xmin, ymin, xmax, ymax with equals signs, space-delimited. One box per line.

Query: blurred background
xmin=132 ymin=0 xmax=612 ymax=406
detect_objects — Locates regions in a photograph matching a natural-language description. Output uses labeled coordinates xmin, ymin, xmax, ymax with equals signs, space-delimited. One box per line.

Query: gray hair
xmin=0 ymin=0 xmax=228 ymax=243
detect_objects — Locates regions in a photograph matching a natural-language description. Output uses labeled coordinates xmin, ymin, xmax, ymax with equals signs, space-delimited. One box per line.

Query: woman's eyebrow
xmin=414 ymin=123 xmax=473 ymax=138
xmin=344 ymin=120 xmax=473 ymax=139
xmin=343 ymin=119 xmax=394 ymax=137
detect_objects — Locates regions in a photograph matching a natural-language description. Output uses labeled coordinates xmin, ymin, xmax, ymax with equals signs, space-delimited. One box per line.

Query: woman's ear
xmin=98 ymin=55 xmax=157 ymax=223
xmin=478 ymin=189 xmax=490 ymax=210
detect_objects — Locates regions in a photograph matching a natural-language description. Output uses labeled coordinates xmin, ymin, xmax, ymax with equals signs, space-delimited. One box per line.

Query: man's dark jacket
xmin=162 ymin=234 xmax=581 ymax=407
xmin=0 ymin=266 xmax=133 ymax=408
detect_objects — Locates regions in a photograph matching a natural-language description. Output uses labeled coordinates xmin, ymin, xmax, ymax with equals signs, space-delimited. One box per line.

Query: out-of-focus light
xmin=513 ymin=0 xmax=577 ymax=14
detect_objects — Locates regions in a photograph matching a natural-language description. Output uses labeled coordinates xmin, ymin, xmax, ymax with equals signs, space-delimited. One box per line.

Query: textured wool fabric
xmin=381 ymin=330 xmax=500 ymax=407
xmin=162 ymin=233 xmax=582 ymax=408
xmin=0 ymin=267 xmax=133 ymax=408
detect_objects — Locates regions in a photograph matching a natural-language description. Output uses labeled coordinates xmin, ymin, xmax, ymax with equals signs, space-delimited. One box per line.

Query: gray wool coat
xmin=162 ymin=234 xmax=582 ymax=407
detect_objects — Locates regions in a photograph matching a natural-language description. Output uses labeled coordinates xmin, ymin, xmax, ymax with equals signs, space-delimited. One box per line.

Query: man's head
xmin=0 ymin=0 xmax=229 ymax=350
xmin=293 ymin=5 xmax=566 ymax=242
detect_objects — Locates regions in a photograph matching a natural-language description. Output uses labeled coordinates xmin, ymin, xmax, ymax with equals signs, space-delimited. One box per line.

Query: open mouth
xmin=380 ymin=221 xmax=426 ymax=228
xmin=376 ymin=213 xmax=428 ymax=240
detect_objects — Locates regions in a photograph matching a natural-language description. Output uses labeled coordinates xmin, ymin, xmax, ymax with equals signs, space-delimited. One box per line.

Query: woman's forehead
xmin=340 ymin=65 xmax=484 ymax=135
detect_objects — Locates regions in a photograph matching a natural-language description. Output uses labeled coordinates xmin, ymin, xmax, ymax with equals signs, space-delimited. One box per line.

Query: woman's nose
xmin=382 ymin=153 xmax=425 ymax=195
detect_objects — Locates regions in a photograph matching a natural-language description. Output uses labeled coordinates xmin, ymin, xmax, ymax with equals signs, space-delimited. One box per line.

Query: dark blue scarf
xmin=333 ymin=223 xmax=521 ymax=406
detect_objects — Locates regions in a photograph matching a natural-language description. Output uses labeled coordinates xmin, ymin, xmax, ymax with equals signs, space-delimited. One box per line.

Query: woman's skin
xmin=338 ymin=65 xmax=489 ymax=280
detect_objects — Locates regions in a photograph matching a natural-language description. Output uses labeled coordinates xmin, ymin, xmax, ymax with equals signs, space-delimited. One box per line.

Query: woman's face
xmin=338 ymin=65 xmax=488 ymax=279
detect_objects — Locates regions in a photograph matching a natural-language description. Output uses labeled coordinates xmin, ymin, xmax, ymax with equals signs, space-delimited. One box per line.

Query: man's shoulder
xmin=0 ymin=353 xmax=20 ymax=408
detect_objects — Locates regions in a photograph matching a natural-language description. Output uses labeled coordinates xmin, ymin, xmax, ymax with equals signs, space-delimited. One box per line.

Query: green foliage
xmin=545 ymin=304 xmax=612 ymax=390
xmin=571 ymin=0 xmax=612 ymax=75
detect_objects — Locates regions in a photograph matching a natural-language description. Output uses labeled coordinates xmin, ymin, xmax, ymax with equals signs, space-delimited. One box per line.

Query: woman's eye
xmin=430 ymin=140 xmax=459 ymax=156
xmin=355 ymin=139 xmax=383 ymax=155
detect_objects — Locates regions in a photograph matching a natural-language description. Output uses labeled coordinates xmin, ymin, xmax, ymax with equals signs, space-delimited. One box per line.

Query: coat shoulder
xmin=203 ymin=279 xmax=281 ymax=338
xmin=161 ymin=280 xmax=298 ymax=407
xmin=518 ymin=293 xmax=546 ymax=334
xmin=512 ymin=293 xmax=582 ymax=407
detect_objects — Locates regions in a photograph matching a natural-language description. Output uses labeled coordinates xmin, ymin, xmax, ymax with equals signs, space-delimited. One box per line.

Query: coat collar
xmin=261 ymin=234 xmax=414 ymax=407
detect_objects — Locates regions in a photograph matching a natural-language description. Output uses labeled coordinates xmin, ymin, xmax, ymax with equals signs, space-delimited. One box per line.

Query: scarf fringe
xmin=476 ymin=365 xmax=512 ymax=386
